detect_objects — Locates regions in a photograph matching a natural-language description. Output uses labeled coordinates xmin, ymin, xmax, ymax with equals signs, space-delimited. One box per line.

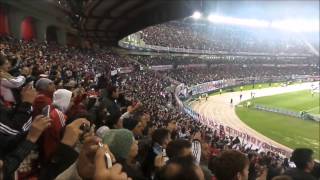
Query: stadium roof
xmin=1 ymin=0 xmax=202 ymax=45
xmin=2 ymin=0 xmax=318 ymax=46
xmin=79 ymin=0 xmax=201 ymax=46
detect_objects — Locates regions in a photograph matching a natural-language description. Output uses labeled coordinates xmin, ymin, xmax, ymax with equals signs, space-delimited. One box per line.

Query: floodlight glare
xmin=192 ymin=11 xmax=202 ymax=19
xmin=207 ymin=15 xmax=269 ymax=28
xmin=206 ymin=15 xmax=318 ymax=32
xmin=271 ymin=19 xmax=319 ymax=32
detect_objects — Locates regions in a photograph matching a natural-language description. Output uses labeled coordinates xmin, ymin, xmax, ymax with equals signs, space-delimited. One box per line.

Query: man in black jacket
xmin=141 ymin=128 xmax=171 ymax=179
xmin=101 ymin=85 xmax=121 ymax=116
xmin=0 ymin=115 xmax=51 ymax=179
xmin=284 ymin=148 xmax=316 ymax=180
xmin=0 ymin=84 xmax=36 ymax=135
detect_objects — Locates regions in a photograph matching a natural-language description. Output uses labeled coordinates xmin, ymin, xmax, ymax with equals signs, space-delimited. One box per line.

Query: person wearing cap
xmin=32 ymin=78 xmax=55 ymax=117
xmin=103 ymin=129 xmax=146 ymax=180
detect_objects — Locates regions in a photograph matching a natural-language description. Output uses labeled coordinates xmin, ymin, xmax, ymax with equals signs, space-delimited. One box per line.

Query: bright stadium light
xmin=207 ymin=15 xmax=269 ymax=28
xmin=206 ymin=14 xmax=319 ymax=32
xmin=271 ymin=19 xmax=319 ymax=32
xmin=192 ymin=11 xmax=202 ymax=19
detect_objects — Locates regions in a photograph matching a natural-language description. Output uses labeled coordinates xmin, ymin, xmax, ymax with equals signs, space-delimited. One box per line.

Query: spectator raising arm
xmin=1 ymin=115 xmax=51 ymax=179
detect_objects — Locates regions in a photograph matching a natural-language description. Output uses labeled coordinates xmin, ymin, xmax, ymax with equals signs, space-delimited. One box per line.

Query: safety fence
xmin=255 ymin=104 xmax=301 ymax=118
xmin=254 ymin=104 xmax=320 ymax=122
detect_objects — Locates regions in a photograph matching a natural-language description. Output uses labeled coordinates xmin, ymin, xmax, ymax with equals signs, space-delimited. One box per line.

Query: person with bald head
xmin=32 ymin=78 xmax=56 ymax=117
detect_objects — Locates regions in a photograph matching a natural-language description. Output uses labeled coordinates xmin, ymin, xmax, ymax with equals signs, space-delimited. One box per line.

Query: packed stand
xmin=139 ymin=21 xmax=316 ymax=54
xmin=132 ymin=55 xmax=208 ymax=66
xmin=0 ymin=36 xmax=319 ymax=180
xmin=131 ymin=55 xmax=319 ymax=86
xmin=131 ymin=55 xmax=319 ymax=67
xmin=164 ymin=65 xmax=318 ymax=86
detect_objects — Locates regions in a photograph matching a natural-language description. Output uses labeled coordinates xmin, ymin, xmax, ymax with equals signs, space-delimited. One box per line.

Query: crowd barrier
xmin=255 ymin=104 xmax=301 ymax=118
xmin=255 ymin=104 xmax=319 ymax=122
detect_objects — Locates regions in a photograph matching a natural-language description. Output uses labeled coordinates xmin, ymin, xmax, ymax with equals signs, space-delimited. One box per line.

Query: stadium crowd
xmin=164 ymin=65 xmax=319 ymax=86
xmin=0 ymin=35 xmax=319 ymax=180
xmin=130 ymin=55 xmax=319 ymax=86
xmin=132 ymin=55 xmax=318 ymax=67
xmin=140 ymin=21 xmax=317 ymax=54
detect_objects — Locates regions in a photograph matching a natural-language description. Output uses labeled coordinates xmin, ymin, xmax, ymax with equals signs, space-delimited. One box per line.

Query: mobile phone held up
xmin=42 ymin=105 xmax=50 ymax=117
xmin=98 ymin=142 xmax=113 ymax=168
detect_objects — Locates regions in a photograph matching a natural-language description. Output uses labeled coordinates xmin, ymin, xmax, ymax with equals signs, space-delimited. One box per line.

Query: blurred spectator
xmin=142 ymin=128 xmax=171 ymax=178
xmin=103 ymin=129 xmax=145 ymax=180
xmin=0 ymin=115 xmax=51 ymax=179
xmin=0 ymin=55 xmax=28 ymax=106
xmin=33 ymin=78 xmax=55 ymax=117
xmin=284 ymin=148 xmax=316 ymax=180
xmin=210 ymin=150 xmax=250 ymax=180
xmin=155 ymin=155 xmax=205 ymax=180
xmin=40 ymin=89 xmax=72 ymax=163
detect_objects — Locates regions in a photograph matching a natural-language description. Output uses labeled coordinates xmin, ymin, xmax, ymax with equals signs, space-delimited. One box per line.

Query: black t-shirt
xmin=284 ymin=168 xmax=317 ymax=180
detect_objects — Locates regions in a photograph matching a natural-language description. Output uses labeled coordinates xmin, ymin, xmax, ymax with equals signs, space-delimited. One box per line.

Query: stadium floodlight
xmin=192 ymin=11 xmax=202 ymax=19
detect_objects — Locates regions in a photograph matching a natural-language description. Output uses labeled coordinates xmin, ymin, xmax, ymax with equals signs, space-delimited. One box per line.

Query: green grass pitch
xmin=236 ymin=90 xmax=320 ymax=159
xmin=252 ymin=90 xmax=319 ymax=115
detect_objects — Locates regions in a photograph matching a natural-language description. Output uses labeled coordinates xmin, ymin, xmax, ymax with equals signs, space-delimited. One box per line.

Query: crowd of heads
xmin=139 ymin=21 xmax=318 ymax=54
xmin=0 ymin=35 xmax=319 ymax=180
xmin=164 ymin=65 xmax=318 ymax=86
xmin=131 ymin=55 xmax=318 ymax=86
xmin=132 ymin=55 xmax=318 ymax=67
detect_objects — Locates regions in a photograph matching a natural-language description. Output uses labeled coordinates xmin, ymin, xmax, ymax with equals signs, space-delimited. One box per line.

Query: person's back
xmin=284 ymin=148 xmax=316 ymax=180
xmin=284 ymin=168 xmax=316 ymax=180
xmin=101 ymin=86 xmax=121 ymax=116
xmin=141 ymin=144 xmax=158 ymax=178
xmin=40 ymin=89 xmax=72 ymax=163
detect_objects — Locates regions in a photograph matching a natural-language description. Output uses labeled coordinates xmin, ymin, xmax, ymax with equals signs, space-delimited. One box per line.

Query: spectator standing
xmin=0 ymin=55 xmax=27 ymax=107
xmin=142 ymin=128 xmax=171 ymax=179
xmin=32 ymin=78 xmax=55 ymax=117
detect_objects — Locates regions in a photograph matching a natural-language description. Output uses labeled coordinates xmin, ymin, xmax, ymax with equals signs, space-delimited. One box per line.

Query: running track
xmin=192 ymin=82 xmax=318 ymax=152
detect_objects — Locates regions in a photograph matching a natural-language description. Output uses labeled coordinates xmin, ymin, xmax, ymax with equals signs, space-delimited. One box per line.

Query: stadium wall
xmin=3 ymin=3 xmax=67 ymax=44
xmin=187 ymin=75 xmax=319 ymax=96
